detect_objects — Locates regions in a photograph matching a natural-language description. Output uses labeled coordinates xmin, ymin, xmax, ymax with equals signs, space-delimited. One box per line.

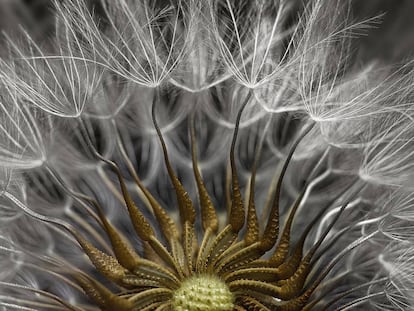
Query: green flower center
xmin=172 ymin=275 xmax=234 ymax=311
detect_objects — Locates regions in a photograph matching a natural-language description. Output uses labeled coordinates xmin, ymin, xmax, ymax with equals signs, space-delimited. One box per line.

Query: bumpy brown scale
xmin=55 ymin=90 xmax=353 ymax=310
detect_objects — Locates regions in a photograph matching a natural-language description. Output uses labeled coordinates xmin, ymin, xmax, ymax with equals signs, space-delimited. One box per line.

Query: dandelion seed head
xmin=0 ymin=0 xmax=413 ymax=310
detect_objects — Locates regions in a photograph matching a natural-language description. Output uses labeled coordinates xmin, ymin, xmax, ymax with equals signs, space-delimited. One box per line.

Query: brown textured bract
xmin=58 ymin=91 xmax=349 ymax=310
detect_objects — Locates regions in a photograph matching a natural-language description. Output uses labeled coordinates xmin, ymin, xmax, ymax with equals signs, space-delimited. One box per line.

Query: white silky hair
xmin=0 ymin=0 xmax=413 ymax=310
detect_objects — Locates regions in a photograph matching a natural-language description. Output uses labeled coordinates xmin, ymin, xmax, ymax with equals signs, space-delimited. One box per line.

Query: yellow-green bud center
xmin=172 ymin=274 xmax=234 ymax=311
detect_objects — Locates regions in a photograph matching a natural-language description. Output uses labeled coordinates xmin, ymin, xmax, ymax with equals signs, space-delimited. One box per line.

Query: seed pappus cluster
xmin=0 ymin=0 xmax=414 ymax=311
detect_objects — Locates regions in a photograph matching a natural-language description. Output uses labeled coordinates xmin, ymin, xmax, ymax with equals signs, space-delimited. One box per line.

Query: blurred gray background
xmin=352 ymin=0 xmax=414 ymax=62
